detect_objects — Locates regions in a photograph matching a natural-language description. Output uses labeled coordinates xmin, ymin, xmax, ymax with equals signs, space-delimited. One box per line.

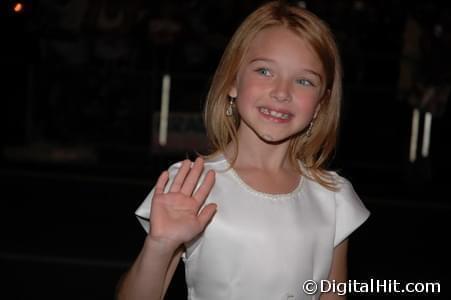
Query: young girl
xmin=118 ymin=1 xmax=370 ymax=299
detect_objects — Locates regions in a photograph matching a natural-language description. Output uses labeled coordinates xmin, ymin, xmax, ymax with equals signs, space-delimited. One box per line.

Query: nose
xmin=270 ymin=79 xmax=291 ymax=102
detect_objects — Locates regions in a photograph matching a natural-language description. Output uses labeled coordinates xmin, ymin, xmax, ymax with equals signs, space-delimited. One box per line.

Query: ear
xmin=314 ymin=88 xmax=330 ymax=118
xmin=313 ymin=103 xmax=321 ymax=119
xmin=228 ymin=85 xmax=238 ymax=98
xmin=322 ymin=88 xmax=331 ymax=101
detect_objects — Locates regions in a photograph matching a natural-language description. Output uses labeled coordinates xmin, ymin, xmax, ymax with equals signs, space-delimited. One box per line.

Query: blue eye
xmin=296 ymin=79 xmax=314 ymax=86
xmin=256 ymin=68 xmax=271 ymax=77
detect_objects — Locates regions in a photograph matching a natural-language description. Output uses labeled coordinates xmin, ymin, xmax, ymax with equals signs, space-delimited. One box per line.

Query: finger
xmin=180 ymin=157 xmax=204 ymax=196
xmin=154 ymin=171 xmax=169 ymax=195
xmin=169 ymin=159 xmax=191 ymax=192
xmin=193 ymin=169 xmax=215 ymax=204
xmin=197 ymin=203 xmax=218 ymax=229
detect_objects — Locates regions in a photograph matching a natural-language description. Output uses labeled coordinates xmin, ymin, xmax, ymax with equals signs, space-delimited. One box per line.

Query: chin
xmin=258 ymin=132 xmax=292 ymax=144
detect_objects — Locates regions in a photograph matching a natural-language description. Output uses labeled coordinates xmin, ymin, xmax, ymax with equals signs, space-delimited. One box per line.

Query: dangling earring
xmin=306 ymin=121 xmax=314 ymax=137
xmin=226 ymin=97 xmax=235 ymax=116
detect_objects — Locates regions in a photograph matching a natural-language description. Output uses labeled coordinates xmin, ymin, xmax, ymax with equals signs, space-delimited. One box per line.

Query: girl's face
xmin=229 ymin=25 xmax=324 ymax=143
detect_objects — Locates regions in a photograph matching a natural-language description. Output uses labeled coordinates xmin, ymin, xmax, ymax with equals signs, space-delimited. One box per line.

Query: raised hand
xmin=148 ymin=157 xmax=217 ymax=250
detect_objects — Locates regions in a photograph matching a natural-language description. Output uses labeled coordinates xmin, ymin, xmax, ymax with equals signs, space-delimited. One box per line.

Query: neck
xmin=224 ymin=129 xmax=294 ymax=172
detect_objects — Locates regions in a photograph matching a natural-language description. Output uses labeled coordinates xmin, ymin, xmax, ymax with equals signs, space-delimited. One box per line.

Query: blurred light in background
xmin=13 ymin=2 xmax=24 ymax=14
xmin=159 ymin=74 xmax=171 ymax=146
xmin=1 ymin=0 xmax=31 ymax=16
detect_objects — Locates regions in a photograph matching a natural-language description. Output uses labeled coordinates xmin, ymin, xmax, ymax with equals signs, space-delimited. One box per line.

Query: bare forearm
xmin=117 ymin=238 xmax=179 ymax=300
xmin=320 ymin=240 xmax=348 ymax=300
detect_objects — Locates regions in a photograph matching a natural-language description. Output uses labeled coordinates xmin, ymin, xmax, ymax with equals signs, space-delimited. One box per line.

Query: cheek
xmin=236 ymin=77 xmax=263 ymax=102
xmin=235 ymin=95 xmax=253 ymax=117
xmin=294 ymin=90 xmax=321 ymax=112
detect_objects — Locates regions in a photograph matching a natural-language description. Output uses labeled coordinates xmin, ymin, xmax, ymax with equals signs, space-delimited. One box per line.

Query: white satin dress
xmin=135 ymin=154 xmax=370 ymax=300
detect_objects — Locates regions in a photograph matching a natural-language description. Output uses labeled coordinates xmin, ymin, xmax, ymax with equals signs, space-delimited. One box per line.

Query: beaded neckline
xmin=216 ymin=154 xmax=304 ymax=200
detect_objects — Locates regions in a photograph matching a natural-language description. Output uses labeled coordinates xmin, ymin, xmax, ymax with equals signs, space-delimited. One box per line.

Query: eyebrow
xmin=249 ymin=58 xmax=323 ymax=81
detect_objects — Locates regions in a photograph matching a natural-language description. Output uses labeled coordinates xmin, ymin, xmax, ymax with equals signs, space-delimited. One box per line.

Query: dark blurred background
xmin=1 ymin=0 xmax=450 ymax=299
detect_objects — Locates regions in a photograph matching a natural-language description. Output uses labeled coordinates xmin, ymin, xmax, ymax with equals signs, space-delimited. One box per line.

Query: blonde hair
xmin=203 ymin=1 xmax=342 ymax=190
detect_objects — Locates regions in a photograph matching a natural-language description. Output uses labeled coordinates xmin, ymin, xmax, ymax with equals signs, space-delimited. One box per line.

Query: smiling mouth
xmin=258 ymin=107 xmax=292 ymax=120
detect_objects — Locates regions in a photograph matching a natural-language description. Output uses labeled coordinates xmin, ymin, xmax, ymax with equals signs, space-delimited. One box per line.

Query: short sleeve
xmin=134 ymin=162 xmax=183 ymax=233
xmin=334 ymin=177 xmax=370 ymax=246
xmin=135 ymin=187 xmax=155 ymax=233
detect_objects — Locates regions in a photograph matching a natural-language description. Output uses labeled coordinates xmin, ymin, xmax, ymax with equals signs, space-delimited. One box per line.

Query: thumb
xmin=197 ymin=203 xmax=218 ymax=229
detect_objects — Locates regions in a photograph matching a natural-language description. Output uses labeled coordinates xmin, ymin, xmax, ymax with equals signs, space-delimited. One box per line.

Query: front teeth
xmin=259 ymin=107 xmax=290 ymax=120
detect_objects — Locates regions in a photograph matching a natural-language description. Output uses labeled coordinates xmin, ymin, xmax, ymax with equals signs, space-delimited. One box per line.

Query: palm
xmin=149 ymin=158 xmax=217 ymax=247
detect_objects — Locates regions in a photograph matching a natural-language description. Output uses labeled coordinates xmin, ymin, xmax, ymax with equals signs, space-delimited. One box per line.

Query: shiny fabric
xmin=135 ymin=154 xmax=370 ymax=300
